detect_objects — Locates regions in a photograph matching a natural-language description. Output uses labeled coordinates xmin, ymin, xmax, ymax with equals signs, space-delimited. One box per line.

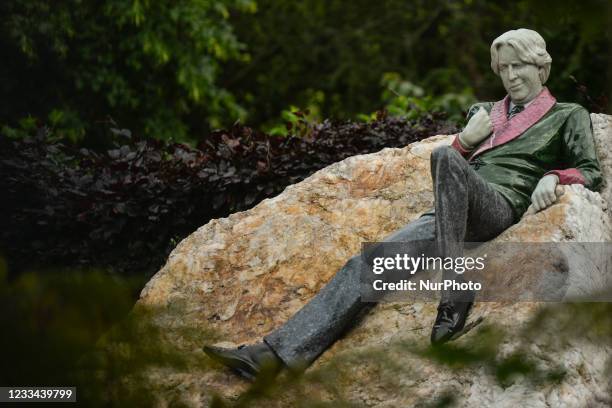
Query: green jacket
xmin=451 ymin=88 xmax=602 ymax=220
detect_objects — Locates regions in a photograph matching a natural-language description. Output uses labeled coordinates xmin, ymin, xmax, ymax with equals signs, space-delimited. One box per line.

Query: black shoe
xmin=430 ymin=291 xmax=475 ymax=345
xmin=203 ymin=342 xmax=283 ymax=381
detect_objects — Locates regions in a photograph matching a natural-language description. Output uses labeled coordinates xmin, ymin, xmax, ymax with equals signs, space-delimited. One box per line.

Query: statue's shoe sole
xmin=203 ymin=345 xmax=258 ymax=381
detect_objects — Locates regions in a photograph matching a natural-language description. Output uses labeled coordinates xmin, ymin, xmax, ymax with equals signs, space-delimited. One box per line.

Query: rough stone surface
xmin=592 ymin=113 xmax=612 ymax=207
xmin=136 ymin=114 xmax=612 ymax=407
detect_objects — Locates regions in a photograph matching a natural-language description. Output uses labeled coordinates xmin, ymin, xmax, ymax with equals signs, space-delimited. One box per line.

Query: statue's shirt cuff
xmin=544 ymin=169 xmax=586 ymax=185
xmin=450 ymin=134 xmax=473 ymax=157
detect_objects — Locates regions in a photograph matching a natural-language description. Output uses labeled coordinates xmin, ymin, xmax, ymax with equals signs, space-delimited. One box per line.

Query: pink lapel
xmin=469 ymin=87 xmax=557 ymax=160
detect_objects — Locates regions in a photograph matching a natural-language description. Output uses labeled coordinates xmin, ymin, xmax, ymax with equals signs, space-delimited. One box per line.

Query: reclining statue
xmin=203 ymin=28 xmax=602 ymax=380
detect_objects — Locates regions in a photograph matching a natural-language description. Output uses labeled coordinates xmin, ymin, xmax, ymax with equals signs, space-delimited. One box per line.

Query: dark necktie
xmin=508 ymin=104 xmax=524 ymax=119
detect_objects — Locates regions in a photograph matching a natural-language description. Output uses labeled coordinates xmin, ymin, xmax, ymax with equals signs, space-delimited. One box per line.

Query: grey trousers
xmin=264 ymin=146 xmax=515 ymax=367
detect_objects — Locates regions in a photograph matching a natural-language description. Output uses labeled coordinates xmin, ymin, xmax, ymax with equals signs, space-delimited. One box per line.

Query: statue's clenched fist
xmin=459 ymin=107 xmax=493 ymax=149
xmin=530 ymin=174 xmax=559 ymax=212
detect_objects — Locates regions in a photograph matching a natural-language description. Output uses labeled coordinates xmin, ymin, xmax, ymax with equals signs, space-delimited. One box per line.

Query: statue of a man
xmin=203 ymin=28 xmax=602 ymax=380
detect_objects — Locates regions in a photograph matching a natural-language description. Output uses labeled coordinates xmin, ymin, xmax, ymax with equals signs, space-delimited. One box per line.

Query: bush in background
xmin=0 ymin=115 xmax=459 ymax=277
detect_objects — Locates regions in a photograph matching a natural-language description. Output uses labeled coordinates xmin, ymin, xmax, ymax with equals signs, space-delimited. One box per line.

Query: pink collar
xmin=469 ymin=87 xmax=557 ymax=160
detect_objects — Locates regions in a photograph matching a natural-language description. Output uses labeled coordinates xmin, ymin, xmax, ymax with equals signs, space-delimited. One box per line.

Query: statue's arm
xmin=543 ymin=106 xmax=603 ymax=191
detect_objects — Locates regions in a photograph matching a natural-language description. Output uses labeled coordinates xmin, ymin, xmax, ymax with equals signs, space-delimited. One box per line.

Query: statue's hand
xmin=530 ymin=174 xmax=560 ymax=212
xmin=459 ymin=107 xmax=493 ymax=148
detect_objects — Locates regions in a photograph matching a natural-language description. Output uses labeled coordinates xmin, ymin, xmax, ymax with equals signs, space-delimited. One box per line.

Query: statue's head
xmin=490 ymin=29 xmax=552 ymax=105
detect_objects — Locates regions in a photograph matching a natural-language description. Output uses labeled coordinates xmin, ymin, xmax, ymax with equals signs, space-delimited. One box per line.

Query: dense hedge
xmin=0 ymin=114 xmax=459 ymax=277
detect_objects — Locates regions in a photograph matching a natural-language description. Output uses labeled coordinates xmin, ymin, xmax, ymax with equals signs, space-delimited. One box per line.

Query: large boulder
xmin=135 ymin=114 xmax=612 ymax=407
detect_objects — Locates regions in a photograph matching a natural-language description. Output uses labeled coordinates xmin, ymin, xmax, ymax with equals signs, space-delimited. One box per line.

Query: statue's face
xmin=497 ymin=44 xmax=543 ymax=105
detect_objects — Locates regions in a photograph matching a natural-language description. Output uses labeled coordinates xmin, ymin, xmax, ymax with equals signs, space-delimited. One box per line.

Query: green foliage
xmin=265 ymin=107 xmax=320 ymax=137
xmin=380 ymin=73 xmax=476 ymax=122
xmin=0 ymin=0 xmax=256 ymax=141
xmin=0 ymin=261 xmax=139 ymax=390
xmin=1 ymin=0 xmax=610 ymax=140
xmin=0 ymin=259 xmax=217 ymax=406
xmin=1 ymin=110 xmax=86 ymax=142
xmin=265 ymin=77 xmax=472 ymax=135
xmin=226 ymin=0 xmax=611 ymax=128
xmin=264 ymin=90 xmax=325 ymax=136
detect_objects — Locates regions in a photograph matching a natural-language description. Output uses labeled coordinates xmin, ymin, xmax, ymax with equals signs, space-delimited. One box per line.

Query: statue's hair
xmin=490 ymin=28 xmax=552 ymax=84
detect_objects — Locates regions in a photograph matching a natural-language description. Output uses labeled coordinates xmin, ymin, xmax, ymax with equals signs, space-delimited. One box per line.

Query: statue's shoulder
xmin=548 ymin=102 xmax=592 ymax=127
xmin=550 ymin=102 xmax=589 ymax=116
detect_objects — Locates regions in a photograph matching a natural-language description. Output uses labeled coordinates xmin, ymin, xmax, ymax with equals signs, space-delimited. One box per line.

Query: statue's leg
xmin=429 ymin=145 xmax=515 ymax=286
xmin=265 ymin=146 xmax=516 ymax=367
xmin=263 ymin=213 xmax=436 ymax=368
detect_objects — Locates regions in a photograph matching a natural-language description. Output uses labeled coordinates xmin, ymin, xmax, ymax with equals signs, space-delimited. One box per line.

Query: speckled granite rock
xmin=135 ymin=114 xmax=612 ymax=407
xmin=592 ymin=113 xmax=612 ymax=207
